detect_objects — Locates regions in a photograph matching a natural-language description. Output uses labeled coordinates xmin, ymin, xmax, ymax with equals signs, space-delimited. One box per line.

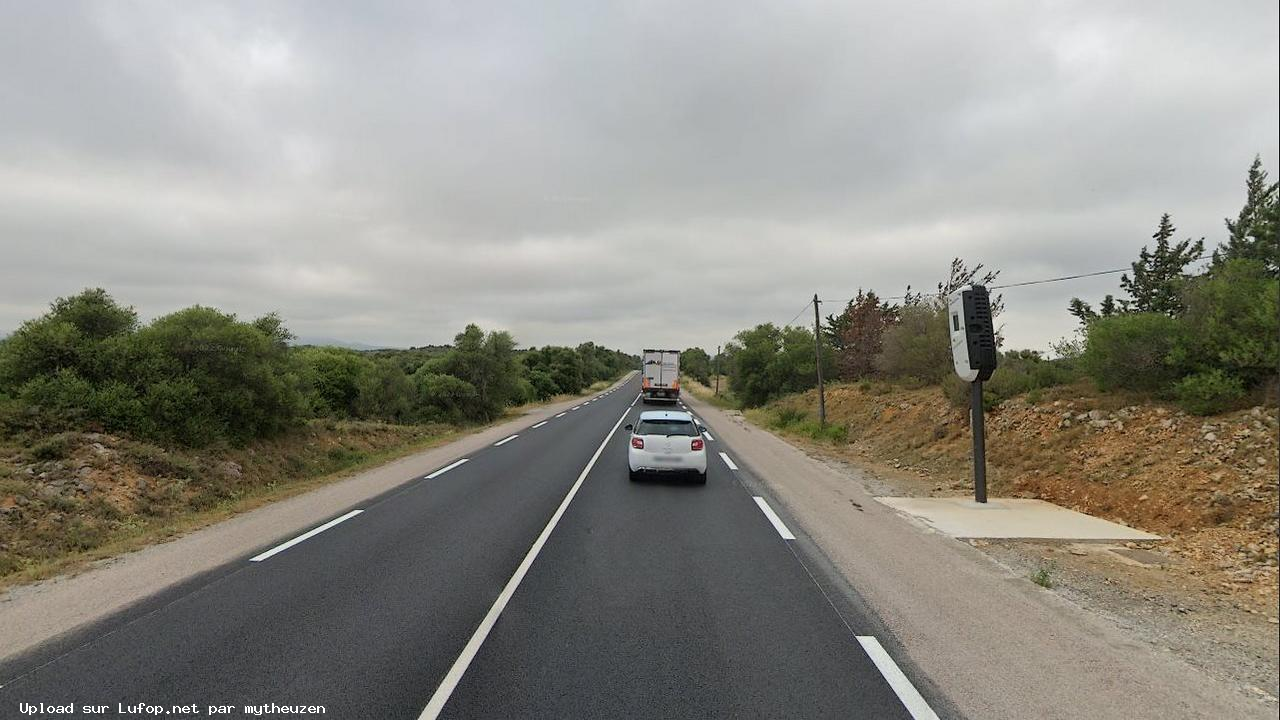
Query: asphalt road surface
xmin=0 ymin=375 xmax=942 ymax=719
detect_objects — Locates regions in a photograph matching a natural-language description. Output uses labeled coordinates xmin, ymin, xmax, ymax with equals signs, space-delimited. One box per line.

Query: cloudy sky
xmin=2 ymin=1 xmax=1276 ymax=353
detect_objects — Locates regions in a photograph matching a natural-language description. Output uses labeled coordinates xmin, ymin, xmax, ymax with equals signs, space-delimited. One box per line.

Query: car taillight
xmin=632 ymin=437 xmax=644 ymax=449
xmin=691 ymin=437 xmax=704 ymax=451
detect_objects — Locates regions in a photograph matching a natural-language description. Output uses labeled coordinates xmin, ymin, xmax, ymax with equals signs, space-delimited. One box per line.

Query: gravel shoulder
xmin=684 ymin=390 xmax=1276 ymax=720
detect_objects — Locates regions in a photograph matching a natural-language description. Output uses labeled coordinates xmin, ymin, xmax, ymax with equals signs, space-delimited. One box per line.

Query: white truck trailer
xmin=641 ymin=349 xmax=681 ymax=403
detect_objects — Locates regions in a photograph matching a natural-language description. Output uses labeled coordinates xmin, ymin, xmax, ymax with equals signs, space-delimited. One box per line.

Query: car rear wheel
xmin=693 ymin=471 xmax=707 ymax=485
xmin=629 ymin=469 xmax=641 ymax=482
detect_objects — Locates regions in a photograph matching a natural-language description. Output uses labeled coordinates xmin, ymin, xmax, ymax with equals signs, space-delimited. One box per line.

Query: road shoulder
xmin=683 ymin=390 xmax=1274 ymax=720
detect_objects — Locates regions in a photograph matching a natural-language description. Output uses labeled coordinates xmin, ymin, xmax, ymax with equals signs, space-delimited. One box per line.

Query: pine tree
xmin=1214 ymin=155 xmax=1279 ymax=277
xmin=1118 ymin=213 xmax=1204 ymax=316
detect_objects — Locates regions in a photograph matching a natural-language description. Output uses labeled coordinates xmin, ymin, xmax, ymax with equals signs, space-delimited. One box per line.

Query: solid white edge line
xmin=494 ymin=434 xmax=519 ymax=446
xmin=718 ymin=451 xmax=739 ymax=471
xmin=249 ymin=510 xmax=363 ymax=562
xmin=855 ymin=636 xmax=941 ymax=720
xmin=702 ymin=430 xmax=714 ymax=442
xmin=532 ymin=421 xmax=548 ymax=429
xmin=426 ymin=458 xmax=469 ymax=479
xmin=418 ymin=391 xmax=640 ymax=719
xmin=752 ymin=496 xmax=796 ymax=540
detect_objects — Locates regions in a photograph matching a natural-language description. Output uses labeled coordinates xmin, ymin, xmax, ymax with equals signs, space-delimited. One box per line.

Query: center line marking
xmin=752 ymin=497 xmax=796 ymax=540
xmin=494 ymin=434 xmax=519 ymax=446
xmin=417 ymin=392 xmax=640 ymax=719
xmin=250 ymin=510 xmax=363 ymax=562
xmin=856 ymin=636 xmax=941 ymax=720
xmin=426 ymin=458 xmax=469 ymax=479
xmin=532 ymin=421 xmax=548 ymax=429
xmin=718 ymin=452 xmax=738 ymax=470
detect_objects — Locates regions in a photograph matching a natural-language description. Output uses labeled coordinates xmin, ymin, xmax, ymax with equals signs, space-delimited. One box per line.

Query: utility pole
xmin=813 ymin=293 xmax=826 ymax=426
xmin=714 ymin=345 xmax=721 ymax=396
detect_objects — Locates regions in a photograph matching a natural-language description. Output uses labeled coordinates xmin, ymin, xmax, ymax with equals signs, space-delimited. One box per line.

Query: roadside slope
xmin=683 ymin=388 xmax=1273 ymax=720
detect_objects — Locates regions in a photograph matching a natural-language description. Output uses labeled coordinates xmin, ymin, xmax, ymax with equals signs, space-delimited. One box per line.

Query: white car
xmin=626 ymin=410 xmax=708 ymax=483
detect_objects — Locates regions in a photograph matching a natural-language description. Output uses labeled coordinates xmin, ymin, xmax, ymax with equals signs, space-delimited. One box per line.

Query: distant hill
xmin=291 ymin=336 xmax=396 ymax=351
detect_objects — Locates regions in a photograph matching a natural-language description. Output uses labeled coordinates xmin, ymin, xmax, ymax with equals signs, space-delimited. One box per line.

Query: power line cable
xmin=827 ymin=252 xmax=1215 ymax=306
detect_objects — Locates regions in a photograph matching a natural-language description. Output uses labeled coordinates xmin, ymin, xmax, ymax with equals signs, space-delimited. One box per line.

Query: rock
xmin=1069 ymin=548 xmax=1088 ymax=556
xmin=1257 ymin=457 xmax=1267 ymax=466
xmin=1090 ymin=419 xmax=1109 ymax=429
xmin=135 ymin=478 xmax=149 ymax=492
xmin=90 ymin=442 xmax=108 ymax=455
xmin=221 ymin=461 xmax=243 ymax=479
xmin=1138 ymin=494 xmax=1149 ymax=501
xmin=1088 ymin=409 xmax=1105 ymax=421
xmin=1204 ymin=432 xmax=1217 ymax=442
xmin=76 ymin=481 xmax=95 ymax=493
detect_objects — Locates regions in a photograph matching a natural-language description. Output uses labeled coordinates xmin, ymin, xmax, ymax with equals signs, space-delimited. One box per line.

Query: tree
xmin=682 ymin=347 xmax=711 ymax=384
xmin=1118 ymin=214 xmax=1205 ymax=315
xmin=1071 ymin=214 xmax=1205 ymax=321
xmin=0 ymin=288 xmax=138 ymax=387
xmin=435 ymin=324 xmax=521 ymax=421
xmin=1214 ymin=155 xmax=1279 ymax=277
xmin=1172 ymin=259 xmax=1279 ymax=388
xmin=725 ymin=324 xmax=831 ymax=407
xmin=874 ymin=304 xmax=952 ymax=383
xmin=832 ymin=289 xmax=898 ymax=379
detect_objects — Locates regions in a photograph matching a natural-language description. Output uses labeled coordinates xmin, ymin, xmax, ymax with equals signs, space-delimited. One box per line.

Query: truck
xmin=641 ymin=349 xmax=680 ymax=403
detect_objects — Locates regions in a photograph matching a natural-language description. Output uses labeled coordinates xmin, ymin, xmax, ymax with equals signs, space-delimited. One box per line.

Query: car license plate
xmin=653 ymin=455 xmax=678 ymax=463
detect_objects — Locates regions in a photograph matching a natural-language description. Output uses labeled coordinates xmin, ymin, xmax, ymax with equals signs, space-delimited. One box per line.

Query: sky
xmin=2 ymin=0 xmax=1277 ymax=354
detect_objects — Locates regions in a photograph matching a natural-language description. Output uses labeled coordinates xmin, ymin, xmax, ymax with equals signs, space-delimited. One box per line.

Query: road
xmin=0 ymin=374 xmax=941 ymax=719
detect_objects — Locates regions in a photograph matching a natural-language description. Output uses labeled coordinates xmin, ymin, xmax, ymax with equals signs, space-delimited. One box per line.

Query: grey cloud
xmin=1 ymin=0 xmax=1276 ymax=353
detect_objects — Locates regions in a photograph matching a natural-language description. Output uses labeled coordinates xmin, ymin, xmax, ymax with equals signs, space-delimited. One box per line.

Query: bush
xmin=943 ymin=349 xmax=1078 ymax=408
xmin=1080 ymin=313 xmax=1187 ymax=394
xmin=1174 ymin=259 xmax=1279 ymax=388
xmin=1173 ymin=370 xmax=1246 ymax=415
xmin=414 ymin=372 xmax=481 ymax=423
xmin=29 ymin=433 xmax=76 ymax=461
xmin=875 ymin=305 xmax=951 ymax=384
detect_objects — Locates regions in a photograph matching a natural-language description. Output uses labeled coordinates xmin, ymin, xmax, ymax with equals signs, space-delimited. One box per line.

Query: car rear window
xmin=636 ymin=419 xmax=698 ymax=437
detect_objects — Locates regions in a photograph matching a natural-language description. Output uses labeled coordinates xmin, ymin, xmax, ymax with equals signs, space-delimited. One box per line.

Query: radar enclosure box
xmin=948 ymin=285 xmax=997 ymax=382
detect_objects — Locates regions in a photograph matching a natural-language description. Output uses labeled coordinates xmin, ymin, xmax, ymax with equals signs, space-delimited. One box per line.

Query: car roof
xmin=637 ymin=410 xmax=694 ymax=421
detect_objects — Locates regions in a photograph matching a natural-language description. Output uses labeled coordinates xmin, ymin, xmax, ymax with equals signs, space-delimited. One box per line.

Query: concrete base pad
xmin=876 ymin=497 xmax=1161 ymax=540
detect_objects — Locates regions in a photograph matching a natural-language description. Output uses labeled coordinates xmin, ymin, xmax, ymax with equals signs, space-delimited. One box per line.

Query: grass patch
xmin=1031 ymin=560 xmax=1057 ymax=588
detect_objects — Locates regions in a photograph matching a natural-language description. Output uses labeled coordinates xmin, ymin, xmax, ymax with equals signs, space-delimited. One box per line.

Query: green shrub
xmin=1081 ymin=313 xmax=1186 ymax=394
xmin=1173 ymin=259 xmax=1279 ymax=388
xmin=875 ymin=305 xmax=951 ymax=384
xmin=1173 ymin=370 xmax=1246 ymax=415
xmin=29 ymin=433 xmax=77 ymax=461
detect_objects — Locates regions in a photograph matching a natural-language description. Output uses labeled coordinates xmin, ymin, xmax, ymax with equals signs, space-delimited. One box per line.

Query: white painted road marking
xmin=752 ymin=497 xmax=796 ymax=540
xmin=571 ymin=405 xmax=581 ymax=411
xmin=856 ymin=636 xmax=941 ymax=720
xmin=250 ymin=510 xmax=363 ymax=562
xmin=494 ymin=434 xmax=519 ymax=446
xmin=532 ymin=421 xmax=548 ymax=429
xmin=718 ymin=452 xmax=739 ymax=471
xmin=426 ymin=458 xmax=469 ymax=479
xmin=555 ymin=412 xmax=567 ymax=418
xmin=702 ymin=431 xmax=715 ymax=442
xmin=418 ymin=393 xmax=640 ymax=719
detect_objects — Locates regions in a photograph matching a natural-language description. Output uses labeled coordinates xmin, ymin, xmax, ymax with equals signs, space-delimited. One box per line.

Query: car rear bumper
xmin=629 ymin=449 xmax=707 ymax=474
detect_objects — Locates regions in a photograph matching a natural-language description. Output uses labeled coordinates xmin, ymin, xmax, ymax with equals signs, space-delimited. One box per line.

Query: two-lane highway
xmin=0 ymin=375 xmax=941 ymax=719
